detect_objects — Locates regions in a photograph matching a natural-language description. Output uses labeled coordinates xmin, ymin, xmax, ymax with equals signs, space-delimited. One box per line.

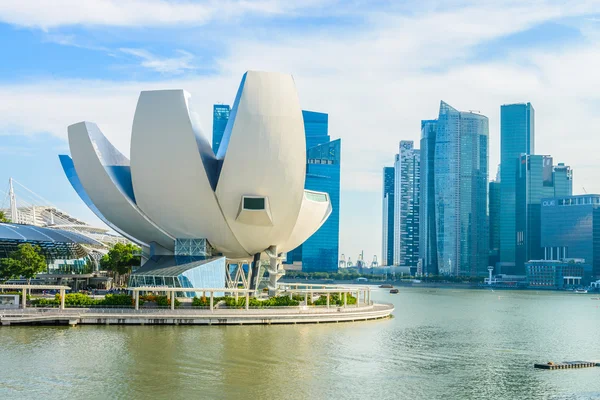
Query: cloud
xmin=120 ymin=48 xmax=197 ymax=74
xmin=1 ymin=0 xmax=600 ymax=259
xmin=0 ymin=0 xmax=331 ymax=29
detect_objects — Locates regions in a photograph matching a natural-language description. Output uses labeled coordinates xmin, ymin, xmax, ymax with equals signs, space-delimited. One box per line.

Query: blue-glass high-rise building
xmin=393 ymin=141 xmax=420 ymax=269
xmin=300 ymin=139 xmax=341 ymax=272
xmin=285 ymin=110 xmax=340 ymax=272
xmin=212 ymin=104 xmax=231 ymax=155
xmin=541 ymin=194 xmax=600 ymax=279
xmin=303 ymin=110 xmax=330 ymax=149
xmin=514 ymin=155 xmax=572 ymax=274
xmin=489 ymin=178 xmax=501 ymax=268
xmin=419 ymin=120 xmax=438 ymax=275
xmin=500 ymin=103 xmax=535 ymax=268
xmin=382 ymin=167 xmax=395 ymax=266
xmin=434 ymin=101 xmax=489 ymax=276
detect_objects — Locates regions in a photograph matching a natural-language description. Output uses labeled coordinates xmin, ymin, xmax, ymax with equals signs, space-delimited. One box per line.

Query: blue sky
xmin=1 ymin=0 xmax=600 ymax=261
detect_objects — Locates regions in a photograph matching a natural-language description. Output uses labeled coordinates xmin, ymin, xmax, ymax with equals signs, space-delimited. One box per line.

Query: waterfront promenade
xmin=0 ymin=283 xmax=394 ymax=326
xmin=0 ymin=302 xmax=394 ymax=326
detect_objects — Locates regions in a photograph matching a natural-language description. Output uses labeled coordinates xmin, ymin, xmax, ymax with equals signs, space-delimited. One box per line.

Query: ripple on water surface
xmin=1 ymin=288 xmax=600 ymax=400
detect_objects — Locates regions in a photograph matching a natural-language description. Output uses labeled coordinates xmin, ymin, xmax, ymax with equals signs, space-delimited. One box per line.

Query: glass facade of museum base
xmin=129 ymin=256 xmax=226 ymax=297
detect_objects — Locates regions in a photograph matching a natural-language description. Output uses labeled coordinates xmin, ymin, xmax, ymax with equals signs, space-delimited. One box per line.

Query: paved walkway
xmin=0 ymin=303 xmax=394 ymax=326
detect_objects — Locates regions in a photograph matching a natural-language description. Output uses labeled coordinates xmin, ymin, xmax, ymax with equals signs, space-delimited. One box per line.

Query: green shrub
xmin=263 ymin=296 xmax=299 ymax=307
xmin=155 ymin=295 xmax=180 ymax=307
xmin=313 ymin=293 xmax=356 ymax=306
xmin=30 ymin=297 xmax=59 ymax=307
xmin=31 ymin=293 xmax=136 ymax=307
xmin=219 ymin=295 xmax=299 ymax=308
xmin=192 ymin=296 xmax=208 ymax=307
xmin=101 ymin=294 xmax=134 ymax=306
xmin=191 ymin=296 xmax=222 ymax=307
xmin=140 ymin=294 xmax=157 ymax=302
xmin=223 ymin=296 xmax=245 ymax=307
xmin=62 ymin=293 xmax=98 ymax=306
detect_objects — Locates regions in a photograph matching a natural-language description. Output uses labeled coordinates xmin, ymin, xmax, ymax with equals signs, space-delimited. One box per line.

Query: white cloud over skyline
xmin=0 ymin=0 xmax=329 ymax=29
xmin=0 ymin=0 xmax=599 ymax=260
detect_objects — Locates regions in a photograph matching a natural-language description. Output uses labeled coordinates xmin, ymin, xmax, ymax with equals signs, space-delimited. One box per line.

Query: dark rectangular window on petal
xmin=243 ymin=197 xmax=265 ymax=210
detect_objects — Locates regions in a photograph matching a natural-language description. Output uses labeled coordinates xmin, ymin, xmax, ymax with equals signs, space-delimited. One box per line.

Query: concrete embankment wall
xmin=1 ymin=304 xmax=394 ymax=326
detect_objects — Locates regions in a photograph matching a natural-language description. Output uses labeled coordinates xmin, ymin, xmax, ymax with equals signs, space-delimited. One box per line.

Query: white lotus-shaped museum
xmin=60 ymin=71 xmax=332 ymax=290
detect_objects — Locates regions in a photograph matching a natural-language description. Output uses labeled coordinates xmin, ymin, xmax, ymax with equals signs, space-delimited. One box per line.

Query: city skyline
xmin=1 ymin=1 xmax=600 ymax=261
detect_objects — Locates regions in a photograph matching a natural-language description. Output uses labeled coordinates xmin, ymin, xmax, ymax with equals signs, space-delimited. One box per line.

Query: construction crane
xmin=370 ymin=255 xmax=379 ymax=268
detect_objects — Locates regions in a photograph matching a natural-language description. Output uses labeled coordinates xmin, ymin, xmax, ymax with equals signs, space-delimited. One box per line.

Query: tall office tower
xmin=212 ymin=104 xmax=231 ymax=155
xmin=285 ymin=110 xmax=341 ymax=272
xmin=435 ymin=101 xmax=489 ymax=276
xmin=419 ymin=120 xmax=438 ymax=275
xmin=393 ymin=141 xmax=420 ymax=269
xmin=514 ymin=155 xmax=572 ymax=274
xmin=489 ymin=177 xmax=501 ymax=268
xmin=382 ymin=167 xmax=395 ymax=266
xmin=541 ymin=194 xmax=600 ymax=279
xmin=295 ymin=139 xmax=341 ymax=272
xmin=499 ymin=103 xmax=535 ymax=268
xmin=303 ymin=110 xmax=330 ymax=149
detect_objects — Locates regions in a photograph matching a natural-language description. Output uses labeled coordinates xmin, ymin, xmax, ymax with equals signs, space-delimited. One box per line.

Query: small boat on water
xmin=574 ymin=289 xmax=588 ymax=294
xmin=389 ymin=289 xmax=399 ymax=294
xmin=379 ymin=284 xmax=393 ymax=288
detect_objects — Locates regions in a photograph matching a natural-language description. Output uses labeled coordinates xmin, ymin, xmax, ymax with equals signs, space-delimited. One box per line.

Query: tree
xmin=9 ymin=244 xmax=47 ymax=285
xmin=0 ymin=210 xmax=9 ymax=223
xmin=100 ymin=243 xmax=141 ymax=286
xmin=0 ymin=258 xmax=20 ymax=282
xmin=0 ymin=243 xmax=46 ymax=293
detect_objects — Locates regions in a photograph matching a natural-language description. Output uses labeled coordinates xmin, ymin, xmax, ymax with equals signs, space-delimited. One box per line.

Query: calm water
xmin=1 ymin=288 xmax=600 ymax=400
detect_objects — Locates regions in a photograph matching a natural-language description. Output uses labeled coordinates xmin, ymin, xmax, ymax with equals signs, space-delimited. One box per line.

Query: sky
xmin=0 ymin=0 xmax=600 ymax=263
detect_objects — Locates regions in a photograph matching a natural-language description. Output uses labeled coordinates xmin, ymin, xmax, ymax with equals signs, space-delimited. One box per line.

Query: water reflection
xmin=1 ymin=288 xmax=600 ymax=400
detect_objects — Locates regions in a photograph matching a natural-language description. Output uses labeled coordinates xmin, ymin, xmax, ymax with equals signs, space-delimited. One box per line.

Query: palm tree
xmin=0 ymin=210 xmax=9 ymax=223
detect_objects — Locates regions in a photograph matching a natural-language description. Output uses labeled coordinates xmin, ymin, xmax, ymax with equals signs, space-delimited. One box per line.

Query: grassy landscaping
xmin=25 ymin=292 xmax=355 ymax=309
xmin=30 ymin=293 xmax=134 ymax=307
xmin=192 ymin=295 xmax=299 ymax=308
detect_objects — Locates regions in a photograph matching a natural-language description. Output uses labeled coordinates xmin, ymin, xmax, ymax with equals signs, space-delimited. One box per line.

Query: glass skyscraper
xmin=500 ymin=103 xmax=534 ymax=267
xmin=488 ymin=179 xmax=501 ymax=268
xmin=300 ymin=139 xmax=341 ymax=272
xmin=382 ymin=166 xmax=395 ymax=266
xmin=433 ymin=101 xmax=489 ymax=276
xmin=303 ymin=110 xmax=330 ymax=149
xmin=541 ymin=194 xmax=600 ymax=279
xmin=419 ymin=120 xmax=438 ymax=275
xmin=393 ymin=141 xmax=420 ymax=268
xmin=514 ymin=155 xmax=572 ymax=274
xmin=285 ymin=111 xmax=341 ymax=272
xmin=212 ymin=104 xmax=231 ymax=155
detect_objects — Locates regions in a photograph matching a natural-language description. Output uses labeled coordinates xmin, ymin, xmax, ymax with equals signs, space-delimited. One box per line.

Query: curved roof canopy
xmin=0 ymin=223 xmax=100 ymax=260
xmin=0 ymin=223 xmax=100 ymax=246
